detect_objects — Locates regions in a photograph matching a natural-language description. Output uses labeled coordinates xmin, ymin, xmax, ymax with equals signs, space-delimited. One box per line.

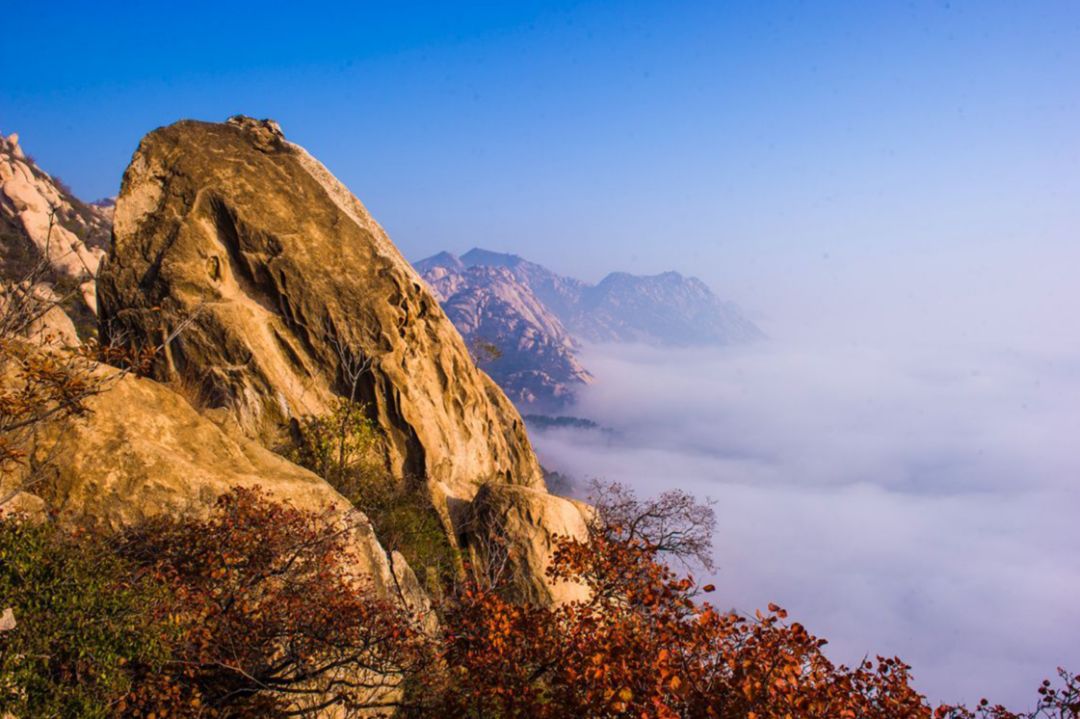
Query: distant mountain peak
xmin=598 ymin=269 xmax=687 ymax=284
xmin=414 ymin=248 xmax=764 ymax=409
xmin=414 ymin=250 xmax=464 ymax=273
xmin=461 ymin=247 xmax=527 ymax=268
xmin=417 ymin=253 xmax=591 ymax=410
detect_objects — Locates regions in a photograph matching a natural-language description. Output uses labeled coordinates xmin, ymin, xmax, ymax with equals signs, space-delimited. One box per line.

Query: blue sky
xmin=3 ymin=1 xmax=1079 ymax=336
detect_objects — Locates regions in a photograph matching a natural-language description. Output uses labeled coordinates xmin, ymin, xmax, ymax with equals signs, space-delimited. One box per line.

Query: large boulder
xmin=97 ymin=117 xmax=542 ymax=506
xmin=0 ymin=283 xmax=80 ymax=348
xmin=1 ymin=354 xmax=429 ymax=716
xmin=462 ymin=483 xmax=591 ymax=605
xmin=13 ymin=362 xmax=427 ymax=613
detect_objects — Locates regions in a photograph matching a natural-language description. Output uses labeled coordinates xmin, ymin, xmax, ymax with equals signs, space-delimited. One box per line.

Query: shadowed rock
xmin=462 ymin=483 xmax=592 ymax=605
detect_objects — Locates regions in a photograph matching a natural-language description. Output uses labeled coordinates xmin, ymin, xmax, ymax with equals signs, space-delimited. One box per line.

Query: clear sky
xmin=4 ymin=2 xmax=1078 ymax=333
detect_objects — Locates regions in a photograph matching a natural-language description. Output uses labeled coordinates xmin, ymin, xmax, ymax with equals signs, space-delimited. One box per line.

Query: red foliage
xmin=427 ymin=531 xmax=932 ymax=718
xmin=7 ymin=475 xmax=1071 ymax=718
xmin=115 ymin=488 xmax=427 ymax=718
xmin=420 ymin=497 xmax=1078 ymax=719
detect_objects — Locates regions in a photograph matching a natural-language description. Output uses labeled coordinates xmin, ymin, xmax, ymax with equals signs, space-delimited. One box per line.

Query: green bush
xmin=283 ymin=398 xmax=460 ymax=591
xmin=361 ymin=478 xmax=460 ymax=593
xmin=0 ymin=519 xmax=171 ymax=719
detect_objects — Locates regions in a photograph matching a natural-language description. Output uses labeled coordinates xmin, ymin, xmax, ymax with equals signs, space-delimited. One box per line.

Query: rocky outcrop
xmin=461 ymin=483 xmax=591 ymax=605
xmin=97 ymin=117 xmax=543 ymax=507
xmin=0 ymin=351 xmax=430 ymax=715
xmin=418 ymin=254 xmax=592 ymax=410
xmin=9 ymin=358 xmax=427 ymax=615
xmin=0 ymin=131 xmax=109 ymax=313
xmin=454 ymin=248 xmax=589 ymax=323
xmin=0 ymin=282 xmax=80 ymax=347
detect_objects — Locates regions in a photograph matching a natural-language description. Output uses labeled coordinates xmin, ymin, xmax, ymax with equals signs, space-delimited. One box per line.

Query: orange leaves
xmin=428 ymin=514 xmax=996 ymax=719
xmin=767 ymin=602 xmax=788 ymax=619
xmin=1 ymin=339 xmax=102 ymax=473
xmin=0 ymin=336 xmax=151 ymax=479
xmin=436 ymin=518 xmax=924 ymax=718
xmin=112 ymin=488 xmax=428 ymax=717
xmin=8 ymin=478 xmax=1073 ymax=718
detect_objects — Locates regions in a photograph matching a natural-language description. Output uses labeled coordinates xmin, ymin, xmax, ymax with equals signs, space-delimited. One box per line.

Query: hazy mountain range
xmin=415 ymin=248 xmax=763 ymax=410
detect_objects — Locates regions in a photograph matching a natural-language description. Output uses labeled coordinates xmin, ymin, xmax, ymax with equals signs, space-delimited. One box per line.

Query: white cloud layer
xmin=529 ymin=339 xmax=1080 ymax=708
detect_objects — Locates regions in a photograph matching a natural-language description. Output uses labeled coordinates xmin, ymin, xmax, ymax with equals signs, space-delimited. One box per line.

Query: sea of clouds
xmin=528 ymin=338 xmax=1080 ymax=708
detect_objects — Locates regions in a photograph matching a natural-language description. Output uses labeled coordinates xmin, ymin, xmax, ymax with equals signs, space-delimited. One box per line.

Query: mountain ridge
xmin=416 ymin=248 xmax=764 ymax=408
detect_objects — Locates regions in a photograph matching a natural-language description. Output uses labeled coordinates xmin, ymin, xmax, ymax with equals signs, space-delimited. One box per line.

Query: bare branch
xmin=586 ymin=479 xmax=717 ymax=571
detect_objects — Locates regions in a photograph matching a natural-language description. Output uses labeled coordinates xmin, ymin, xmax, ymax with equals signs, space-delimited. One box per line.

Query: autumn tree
xmin=935 ymin=672 xmax=1080 ymax=719
xmin=587 ymin=479 xmax=717 ymax=570
xmin=417 ymin=482 xmax=1078 ymax=719
xmin=2 ymin=479 xmax=1074 ymax=719
xmin=421 ymin=483 xmax=725 ymax=717
xmin=115 ymin=487 xmax=430 ymax=718
xmin=0 ymin=216 xmax=107 ymax=507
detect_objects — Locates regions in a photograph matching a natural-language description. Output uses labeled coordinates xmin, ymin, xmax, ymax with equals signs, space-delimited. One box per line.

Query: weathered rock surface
xmin=462 ymin=483 xmax=591 ymax=605
xmin=14 ymin=360 xmax=427 ymax=614
xmin=0 ymin=131 xmax=109 ymax=312
xmin=0 ymin=351 xmax=429 ymax=715
xmin=418 ymin=255 xmax=592 ymax=410
xmin=97 ymin=117 xmax=543 ymax=505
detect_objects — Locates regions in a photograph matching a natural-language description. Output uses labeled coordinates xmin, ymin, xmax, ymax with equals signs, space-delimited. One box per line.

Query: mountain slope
xmin=572 ymin=270 xmax=765 ymax=345
xmin=458 ymin=248 xmax=588 ymax=321
xmin=438 ymin=248 xmax=763 ymax=347
xmin=420 ymin=254 xmax=592 ymax=409
xmin=416 ymin=248 xmax=763 ymax=407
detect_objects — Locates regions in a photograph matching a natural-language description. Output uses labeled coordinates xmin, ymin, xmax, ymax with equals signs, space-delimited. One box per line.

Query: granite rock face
xmin=462 ymin=483 xmax=591 ymax=605
xmin=97 ymin=117 xmax=543 ymax=505
xmin=3 ymin=352 xmax=426 ymax=605
xmin=3 ymin=355 xmax=429 ymax=714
